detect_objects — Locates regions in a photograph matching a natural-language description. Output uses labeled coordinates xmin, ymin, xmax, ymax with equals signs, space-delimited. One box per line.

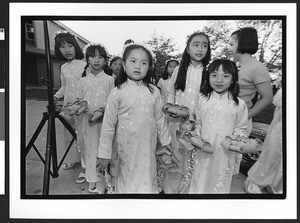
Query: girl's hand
xmin=167 ymin=105 xmax=189 ymax=118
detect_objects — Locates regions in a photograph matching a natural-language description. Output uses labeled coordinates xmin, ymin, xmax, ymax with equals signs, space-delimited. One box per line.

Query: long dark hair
xmin=115 ymin=44 xmax=155 ymax=93
xmin=54 ymin=31 xmax=84 ymax=61
xmin=201 ymin=59 xmax=240 ymax=105
xmin=161 ymin=59 xmax=179 ymax=80
xmin=82 ymin=44 xmax=109 ymax=77
xmin=175 ymin=31 xmax=211 ymax=92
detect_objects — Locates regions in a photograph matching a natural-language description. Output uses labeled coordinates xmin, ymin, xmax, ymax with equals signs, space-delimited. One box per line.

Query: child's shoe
xmin=88 ymin=182 xmax=103 ymax=194
xmin=75 ymin=172 xmax=86 ymax=184
xmin=243 ymin=178 xmax=262 ymax=194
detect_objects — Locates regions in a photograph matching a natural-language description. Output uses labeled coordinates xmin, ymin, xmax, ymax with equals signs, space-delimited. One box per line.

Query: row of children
xmin=52 ymin=26 xmax=282 ymax=194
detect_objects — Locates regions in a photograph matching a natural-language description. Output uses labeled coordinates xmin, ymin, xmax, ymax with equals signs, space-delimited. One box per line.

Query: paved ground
xmin=25 ymin=99 xmax=264 ymax=195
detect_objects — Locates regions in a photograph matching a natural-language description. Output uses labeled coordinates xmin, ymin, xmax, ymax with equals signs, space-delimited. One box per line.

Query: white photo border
xmin=10 ymin=2 xmax=297 ymax=219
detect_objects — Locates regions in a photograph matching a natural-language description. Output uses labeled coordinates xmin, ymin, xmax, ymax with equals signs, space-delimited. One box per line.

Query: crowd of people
xmin=52 ymin=27 xmax=282 ymax=194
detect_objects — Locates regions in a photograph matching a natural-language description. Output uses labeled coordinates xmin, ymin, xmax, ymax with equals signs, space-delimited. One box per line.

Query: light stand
xmin=25 ymin=20 xmax=76 ymax=195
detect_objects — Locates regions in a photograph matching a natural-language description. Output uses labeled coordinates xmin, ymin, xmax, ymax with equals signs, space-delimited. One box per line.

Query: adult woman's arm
xmin=248 ymin=81 xmax=273 ymax=119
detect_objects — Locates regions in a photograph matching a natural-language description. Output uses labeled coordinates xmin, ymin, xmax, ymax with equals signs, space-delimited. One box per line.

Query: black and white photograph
xmin=23 ymin=18 xmax=284 ymax=196
xmin=7 ymin=2 xmax=298 ymax=221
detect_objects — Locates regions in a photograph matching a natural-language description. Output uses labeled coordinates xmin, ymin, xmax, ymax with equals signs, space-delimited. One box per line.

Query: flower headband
xmin=165 ymin=58 xmax=179 ymax=65
xmin=207 ymin=55 xmax=230 ymax=67
xmin=206 ymin=55 xmax=241 ymax=72
xmin=122 ymin=42 xmax=156 ymax=61
xmin=82 ymin=42 xmax=108 ymax=55
xmin=53 ymin=29 xmax=78 ymax=42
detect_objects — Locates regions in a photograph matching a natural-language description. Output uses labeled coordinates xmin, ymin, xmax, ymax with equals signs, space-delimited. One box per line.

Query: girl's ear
xmin=186 ymin=46 xmax=189 ymax=55
xmin=122 ymin=61 xmax=126 ymax=72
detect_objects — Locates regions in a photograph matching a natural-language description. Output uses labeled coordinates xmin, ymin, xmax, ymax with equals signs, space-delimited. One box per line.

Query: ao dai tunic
xmin=165 ymin=63 xmax=204 ymax=178
xmin=54 ymin=59 xmax=86 ymax=163
xmin=189 ymin=91 xmax=248 ymax=194
xmin=54 ymin=59 xmax=86 ymax=105
xmin=167 ymin=63 xmax=203 ymax=111
xmin=98 ymin=79 xmax=171 ymax=193
xmin=247 ymin=88 xmax=282 ymax=194
xmin=76 ymin=71 xmax=114 ymax=183
xmin=157 ymin=78 xmax=172 ymax=106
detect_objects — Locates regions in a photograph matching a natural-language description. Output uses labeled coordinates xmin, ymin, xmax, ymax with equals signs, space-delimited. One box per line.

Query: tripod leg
xmin=42 ymin=114 xmax=55 ymax=195
xmin=25 ymin=113 xmax=48 ymax=156
xmin=57 ymin=114 xmax=76 ymax=138
xmin=56 ymin=114 xmax=77 ymax=170
xmin=50 ymin=114 xmax=59 ymax=178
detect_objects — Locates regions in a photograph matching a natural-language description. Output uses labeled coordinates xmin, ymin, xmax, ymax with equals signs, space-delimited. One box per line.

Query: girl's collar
xmin=127 ymin=78 xmax=143 ymax=87
xmin=67 ymin=58 xmax=76 ymax=63
xmin=211 ymin=90 xmax=231 ymax=99
xmin=189 ymin=62 xmax=203 ymax=69
xmin=87 ymin=69 xmax=104 ymax=77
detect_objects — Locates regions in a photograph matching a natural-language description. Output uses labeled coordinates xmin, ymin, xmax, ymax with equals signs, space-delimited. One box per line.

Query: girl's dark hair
xmin=231 ymin=27 xmax=258 ymax=55
xmin=201 ymin=59 xmax=240 ymax=105
xmin=175 ymin=31 xmax=211 ymax=92
xmin=124 ymin=39 xmax=134 ymax=45
xmin=54 ymin=32 xmax=84 ymax=61
xmin=82 ymin=44 xmax=110 ymax=77
xmin=109 ymin=56 xmax=122 ymax=67
xmin=161 ymin=59 xmax=179 ymax=80
xmin=115 ymin=44 xmax=155 ymax=93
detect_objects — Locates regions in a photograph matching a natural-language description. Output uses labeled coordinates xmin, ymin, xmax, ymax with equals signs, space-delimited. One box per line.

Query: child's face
xmin=229 ymin=35 xmax=239 ymax=58
xmin=111 ymin=59 xmax=122 ymax=75
xmin=209 ymin=65 xmax=233 ymax=96
xmin=88 ymin=51 xmax=106 ymax=74
xmin=187 ymin=35 xmax=208 ymax=66
xmin=59 ymin=41 xmax=76 ymax=61
xmin=167 ymin=61 xmax=178 ymax=76
xmin=123 ymin=48 xmax=149 ymax=84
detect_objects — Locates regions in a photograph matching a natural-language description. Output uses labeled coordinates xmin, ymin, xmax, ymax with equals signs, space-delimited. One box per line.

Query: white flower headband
xmin=207 ymin=55 xmax=241 ymax=72
xmin=165 ymin=58 xmax=179 ymax=65
xmin=53 ymin=29 xmax=78 ymax=42
xmin=122 ymin=42 xmax=156 ymax=61
xmin=207 ymin=55 xmax=229 ymax=67
xmin=82 ymin=42 xmax=109 ymax=56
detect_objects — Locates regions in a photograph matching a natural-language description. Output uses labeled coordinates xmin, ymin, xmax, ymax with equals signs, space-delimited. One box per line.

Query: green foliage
xmin=145 ymin=32 xmax=181 ymax=80
xmin=203 ymin=19 xmax=282 ymax=84
xmin=146 ymin=20 xmax=282 ymax=85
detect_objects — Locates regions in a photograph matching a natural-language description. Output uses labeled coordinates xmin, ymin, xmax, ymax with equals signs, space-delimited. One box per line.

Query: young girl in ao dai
xmin=157 ymin=59 xmax=179 ymax=106
xmin=53 ymin=31 xmax=86 ymax=170
xmin=77 ymin=43 xmax=114 ymax=193
xmin=162 ymin=32 xmax=211 ymax=193
xmin=189 ymin=59 xmax=248 ymax=194
xmin=98 ymin=43 xmax=171 ymax=193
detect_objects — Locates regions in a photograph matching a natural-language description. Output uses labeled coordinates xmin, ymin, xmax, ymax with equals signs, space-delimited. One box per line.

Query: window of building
xmin=25 ymin=22 xmax=35 ymax=41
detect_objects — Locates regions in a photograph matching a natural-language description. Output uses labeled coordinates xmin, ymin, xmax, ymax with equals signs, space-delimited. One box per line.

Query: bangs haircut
xmin=201 ymin=59 xmax=240 ymax=105
xmin=109 ymin=56 xmax=122 ymax=67
xmin=232 ymin=27 xmax=258 ymax=55
xmin=54 ymin=32 xmax=84 ymax=61
xmin=207 ymin=59 xmax=237 ymax=77
xmin=85 ymin=45 xmax=108 ymax=60
xmin=116 ymin=44 xmax=155 ymax=93
xmin=161 ymin=59 xmax=179 ymax=80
